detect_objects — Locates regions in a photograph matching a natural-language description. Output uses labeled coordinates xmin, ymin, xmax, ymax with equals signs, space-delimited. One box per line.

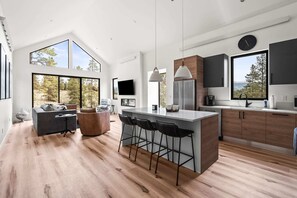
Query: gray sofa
xmin=32 ymin=107 xmax=77 ymax=136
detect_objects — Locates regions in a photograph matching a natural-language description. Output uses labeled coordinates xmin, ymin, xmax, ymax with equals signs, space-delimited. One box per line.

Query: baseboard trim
xmin=223 ymin=136 xmax=294 ymax=156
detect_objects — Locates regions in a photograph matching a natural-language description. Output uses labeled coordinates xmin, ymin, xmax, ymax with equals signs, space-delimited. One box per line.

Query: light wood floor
xmin=1 ymin=115 xmax=297 ymax=198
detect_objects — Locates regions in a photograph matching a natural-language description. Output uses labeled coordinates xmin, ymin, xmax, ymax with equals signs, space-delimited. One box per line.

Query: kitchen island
xmin=122 ymin=107 xmax=219 ymax=173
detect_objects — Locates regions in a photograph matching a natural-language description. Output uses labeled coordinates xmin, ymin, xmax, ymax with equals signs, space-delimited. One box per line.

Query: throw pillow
xmin=53 ymin=104 xmax=67 ymax=111
xmin=42 ymin=104 xmax=55 ymax=111
xmin=40 ymin=104 xmax=47 ymax=111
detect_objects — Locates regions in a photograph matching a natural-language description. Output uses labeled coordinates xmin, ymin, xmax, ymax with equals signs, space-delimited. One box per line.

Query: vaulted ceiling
xmin=1 ymin=0 xmax=297 ymax=64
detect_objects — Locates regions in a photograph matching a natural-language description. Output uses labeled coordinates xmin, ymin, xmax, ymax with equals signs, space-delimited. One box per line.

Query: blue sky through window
xmin=233 ymin=54 xmax=259 ymax=82
xmin=30 ymin=40 xmax=100 ymax=72
xmin=52 ymin=41 xmax=68 ymax=68
xmin=73 ymin=42 xmax=100 ymax=72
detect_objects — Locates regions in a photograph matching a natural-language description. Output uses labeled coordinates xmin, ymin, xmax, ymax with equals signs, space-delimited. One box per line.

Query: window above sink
xmin=231 ymin=50 xmax=268 ymax=100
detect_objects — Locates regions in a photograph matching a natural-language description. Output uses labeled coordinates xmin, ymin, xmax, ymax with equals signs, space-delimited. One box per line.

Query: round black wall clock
xmin=238 ymin=35 xmax=257 ymax=51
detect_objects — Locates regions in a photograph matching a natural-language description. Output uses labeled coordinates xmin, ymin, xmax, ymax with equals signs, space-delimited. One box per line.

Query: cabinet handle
xmin=272 ymin=113 xmax=289 ymax=116
xmin=270 ymin=73 xmax=273 ymax=84
xmin=238 ymin=111 xmax=241 ymax=119
xmin=243 ymin=112 xmax=245 ymax=119
xmin=221 ymin=77 xmax=224 ymax=86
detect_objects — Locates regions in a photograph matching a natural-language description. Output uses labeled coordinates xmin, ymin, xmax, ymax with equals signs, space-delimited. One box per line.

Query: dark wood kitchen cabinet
xmin=222 ymin=109 xmax=266 ymax=142
xmin=222 ymin=109 xmax=297 ymax=149
xmin=270 ymin=38 xmax=297 ymax=85
xmin=222 ymin=109 xmax=242 ymax=138
xmin=203 ymin=54 xmax=228 ymax=87
xmin=174 ymin=55 xmax=207 ymax=109
xmin=241 ymin=111 xmax=266 ymax=143
xmin=266 ymin=112 xmax=295 ymax=148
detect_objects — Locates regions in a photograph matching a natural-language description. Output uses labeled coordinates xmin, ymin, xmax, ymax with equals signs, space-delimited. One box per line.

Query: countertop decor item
xmin=166 ymin=105 xmax=179 ymax=112
xmin=269 ymin=95 xmax=276 ymax=109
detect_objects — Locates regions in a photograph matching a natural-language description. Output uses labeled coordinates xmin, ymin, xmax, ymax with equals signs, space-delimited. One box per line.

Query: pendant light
xmin=149 ymin=0 xmax=162 ymax=82
xmin=174 ymin=0 xmax=192 ymax=79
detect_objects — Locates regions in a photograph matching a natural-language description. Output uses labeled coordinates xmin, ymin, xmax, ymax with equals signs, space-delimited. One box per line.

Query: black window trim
xmin=72 ymin=41 xmax=102 ymax=72
xmin=29 ymin=39 xmax=70 ymax=68
xmin=158 ymin=71 xmax=166 ymax=107
xmin=112 ymin=77 xmax=118 ymax=100
xmin=231 ymin=50 xmax=269 ymax=100
xmin=32 ymin=72 xmax=100 ymax=108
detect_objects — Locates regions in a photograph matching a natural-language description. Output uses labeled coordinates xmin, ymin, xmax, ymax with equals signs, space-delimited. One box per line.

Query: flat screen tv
xmin=118 ymin=79 xmax=135 ymax=95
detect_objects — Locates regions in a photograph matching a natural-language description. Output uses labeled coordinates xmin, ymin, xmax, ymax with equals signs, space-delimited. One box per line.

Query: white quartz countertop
xmin=122 ymin=107 xmax=218 ymax=122
xmin=200 ymin=105 xmax=297 ymax=114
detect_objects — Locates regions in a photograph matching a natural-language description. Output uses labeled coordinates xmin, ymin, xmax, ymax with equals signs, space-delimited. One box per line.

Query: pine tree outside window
xmin=33 ymin=74 xmax=59 ymax=107
xmin=32 ymin=74 xmax=100 ymax=108
xmin=82 ymin=78 xmax=99 ymax=108
xmin=231 ymin=50 xmax=268 ymax=100
xmin=159 ymin=72 xmax=167 ymax=108
xmin=29 ymin=40 xmax=102 ymax=73
xmin=72 ymin=42 xmax=101 ymax=72
xmin=60 ymin=77 xmax=80 ymax=109
xmin=30 ymin=40 xmax=69 ymax=68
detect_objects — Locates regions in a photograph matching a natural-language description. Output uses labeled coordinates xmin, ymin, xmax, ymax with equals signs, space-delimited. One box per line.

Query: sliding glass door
xmin=60 ymin=77 xmax=80 ymax=108
xmin=32 ymin=73 xmax=100 ymax=108
xmin=82 ymin=78 xmax=99 ymax=108
xmin=33 ymin=74 xmax=59 ymax=107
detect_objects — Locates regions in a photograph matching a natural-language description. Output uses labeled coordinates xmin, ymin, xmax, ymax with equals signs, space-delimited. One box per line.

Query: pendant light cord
xmin=155 ymin=0 xmax=157 ymax=69
xmin=181 ymin=0 xmax=184 ymax=66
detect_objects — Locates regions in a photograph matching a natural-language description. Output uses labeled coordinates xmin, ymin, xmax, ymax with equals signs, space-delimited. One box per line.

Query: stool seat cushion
xmin=156 ymin=121 xmax=193 ymax=138
xmin=136 ymin=119 xmax=157 ymax=131
xmin=178 ymin=128 xmax=194 ymax=138
xmin=119 ymin=114 xmax=137 ymax=126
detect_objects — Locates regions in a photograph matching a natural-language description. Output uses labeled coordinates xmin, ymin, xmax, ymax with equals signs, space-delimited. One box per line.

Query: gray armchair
xmin=97 ymin=99 xmax=111 ymax=112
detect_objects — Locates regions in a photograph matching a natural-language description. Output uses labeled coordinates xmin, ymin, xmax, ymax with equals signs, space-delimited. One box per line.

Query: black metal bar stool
xmin=134 ymin=118 xmax=158 ymax=170
xmin=155 ymin=120 xmax=196 ymax=186
xmin=118 ymin=114 xmax=137 ymax=159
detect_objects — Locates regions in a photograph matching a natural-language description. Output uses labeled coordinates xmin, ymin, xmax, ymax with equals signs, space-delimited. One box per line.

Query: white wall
xmin=0 ymin=5 xmax=13 ymax=143
xmin=143 ymin=2 xmax=297 ymax=110
xmin=110 ymin=52 xmax=143 ymax=113
xmin=13 ymin=33 xmax=111 ymax=120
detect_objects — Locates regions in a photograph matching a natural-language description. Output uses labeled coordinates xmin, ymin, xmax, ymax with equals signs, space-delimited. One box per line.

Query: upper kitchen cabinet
xmin=270 ymin=38 xmax=297 ymax=85
xmin=203 ymin=54 xmax=228 ymax=88
xmin=174 ymin=55 xmax=202 ymax=81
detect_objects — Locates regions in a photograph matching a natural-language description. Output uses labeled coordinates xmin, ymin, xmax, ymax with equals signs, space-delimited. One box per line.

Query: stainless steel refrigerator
xmin=173 ymin=80 xmax=196 ymax=110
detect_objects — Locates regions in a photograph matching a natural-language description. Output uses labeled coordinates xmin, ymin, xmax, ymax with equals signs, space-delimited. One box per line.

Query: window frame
xmin=29 ymin=39 xmax=70 ymax=68
xmin=112 ymin=78 xmax=118 ymax=100
xmin=81 ymin=77 xmax=100 ymax=108
xmin=158 ymin=71 xmax=166 ymax=108
xmin=32 ymin=73 xmax=100 ymax=108
xmin=72 ymin=41 xmax=102 ymax=72
xmin=59 ymin=76 xmax=81 ymax=107
xmin=231 ymin=50 xmax=269 ymax=100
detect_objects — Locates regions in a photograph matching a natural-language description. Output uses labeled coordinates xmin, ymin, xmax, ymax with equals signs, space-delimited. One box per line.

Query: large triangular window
xmin=29 ymin=39 xmax=101 ymax=73
xmin=30 ymin=40 xmax=69 ymax=68
xmin=73 ymin=42 xmax=101 ymax=72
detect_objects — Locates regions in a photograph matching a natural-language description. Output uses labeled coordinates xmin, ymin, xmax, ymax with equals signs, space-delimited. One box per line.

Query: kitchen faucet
xmin=239 ymin=93 xmax=252 ymax=107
